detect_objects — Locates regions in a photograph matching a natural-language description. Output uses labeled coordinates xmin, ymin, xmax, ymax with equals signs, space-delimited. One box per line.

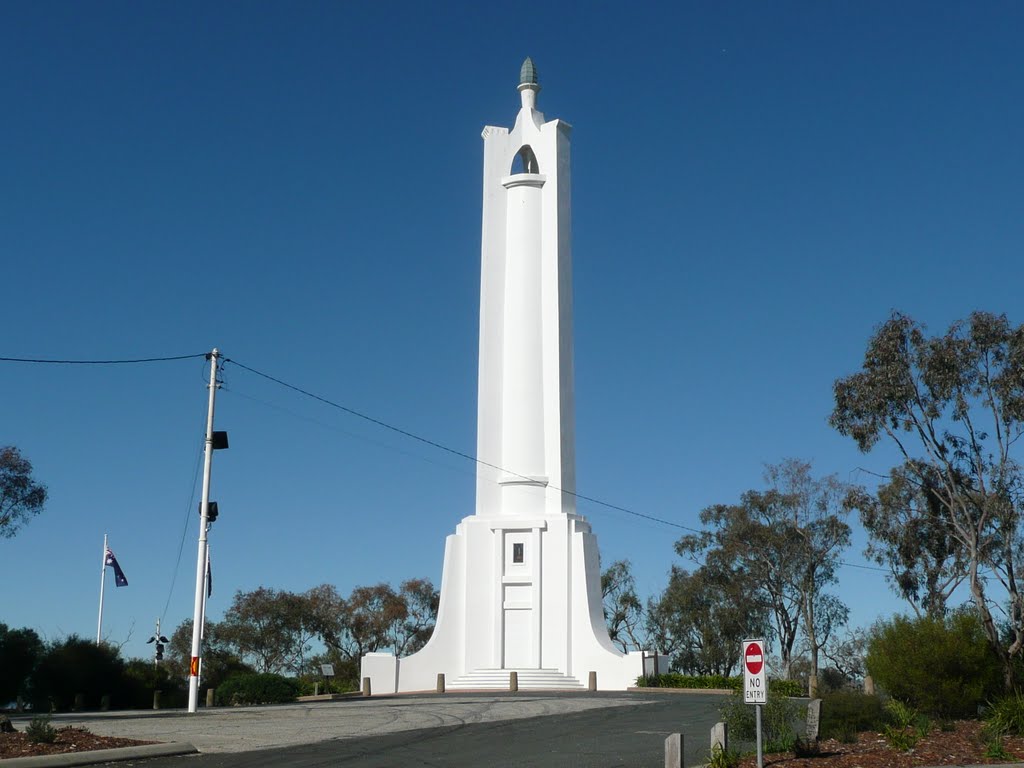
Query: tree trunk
xmin=968 ymin=557 xmax=1014 ymax=691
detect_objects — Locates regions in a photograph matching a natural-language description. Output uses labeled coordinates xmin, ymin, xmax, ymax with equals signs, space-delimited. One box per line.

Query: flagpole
xmin=188 ymin=348 xmax=219 ymax=713
xmin=96 ymin=533 xmax=108 ymax=645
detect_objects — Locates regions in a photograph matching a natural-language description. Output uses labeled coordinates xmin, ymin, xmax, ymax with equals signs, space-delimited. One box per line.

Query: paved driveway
xmin=20 ymin=691 xmax=729 ymax=767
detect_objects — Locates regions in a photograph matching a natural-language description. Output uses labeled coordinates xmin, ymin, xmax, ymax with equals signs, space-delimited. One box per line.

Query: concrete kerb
xmin=627 ymin=687 xmax=733 ymax=695
xmin=1 ymin=741 xmax=197 ymax=767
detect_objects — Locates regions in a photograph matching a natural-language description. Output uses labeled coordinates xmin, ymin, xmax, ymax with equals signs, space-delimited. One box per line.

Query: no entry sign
xmin=742 ymin=638 xmax=767 ymax=704
xmin=745 ymin=641 xmax=764 ymax=674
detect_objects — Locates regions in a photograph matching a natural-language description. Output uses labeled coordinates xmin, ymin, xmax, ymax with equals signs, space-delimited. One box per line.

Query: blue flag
xmin=105 ymin=547 xmax=128 ymax=587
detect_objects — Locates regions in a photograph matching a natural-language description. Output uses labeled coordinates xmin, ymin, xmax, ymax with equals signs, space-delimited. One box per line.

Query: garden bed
xmin=736 ymin=720 xmax=1024 ymax=768
xmin=0 ymin=725 xmax=155 ymax=760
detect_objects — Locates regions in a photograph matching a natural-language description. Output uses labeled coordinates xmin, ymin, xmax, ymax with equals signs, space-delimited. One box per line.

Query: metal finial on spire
xmin=519 ymin=57 xmax=539 ymax=86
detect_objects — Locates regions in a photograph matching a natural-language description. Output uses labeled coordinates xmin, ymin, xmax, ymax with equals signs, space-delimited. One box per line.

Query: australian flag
xmin=105 ymin=547 xmax=128 ymax=587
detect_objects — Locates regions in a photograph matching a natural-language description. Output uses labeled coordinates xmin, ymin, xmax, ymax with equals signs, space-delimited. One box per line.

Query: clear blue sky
xmin=2 ymin=2 xmax=1022 ymax=665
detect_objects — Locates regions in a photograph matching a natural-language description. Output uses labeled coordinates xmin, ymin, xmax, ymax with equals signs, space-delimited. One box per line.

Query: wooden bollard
xmin=100 ymin=695 xmax=111 ymax=712
xmin=362 ymin=677 xmax=372 ymax=697
xmin=73 ymin=693 xmax=85 ymax=712
xmin=206 ymin=688 xmax=216 ymax=707
xmin=152 ymin=690 xmax=162 ymax=710
xmin=665 ymin=733 xmax=682 ymax=768
xmin=588 ymin=671 xmax=597 ymax=691
xmin=509 ymin=671 xmax=518 ymax=692
xmin=437 ymin=673 xmax=446 ymax=693
xmin=711 ymin=722 xmax=728 ymax=753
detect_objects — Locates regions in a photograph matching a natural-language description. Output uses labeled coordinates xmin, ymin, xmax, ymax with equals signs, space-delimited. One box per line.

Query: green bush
xmin=770 ymin=679 xmax=805 ymax=698
xmin=984 ymin=692 xmax=1024 ymax=738
xmin=29 ymin=636 xmax=143 ymax=712
xmin=295 ymin=676 xmax=357 ymax=696
xmin=26 ymin=716 xmax=57 ymax=744
xmin=866 ymin=611 xmax=1001 ymax=718
xmin=638 ymin=674 xmax=804 ymax=697
xmin=639 ymin=673 xmax=738 ymax=690
xmin=707 ymin=744 xmax=740 ymax=768
xmin=720 ymin=690 xmax=801 ymax=752
xmin=215 ymin=673 xmax=299 ymax=706
xmin=881 ymin=699 xmax=921 ymax=751
xmin=819 ymin=691 xmax=886 ymax=739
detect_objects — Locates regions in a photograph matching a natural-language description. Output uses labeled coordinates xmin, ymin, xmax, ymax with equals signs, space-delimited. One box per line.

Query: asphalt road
xmin=121 ymin=693 xmax=728 ymax=768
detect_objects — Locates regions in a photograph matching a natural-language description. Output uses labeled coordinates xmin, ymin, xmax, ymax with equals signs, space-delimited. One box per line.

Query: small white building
xmin=362 ymin=59 xmax=642 ymax=692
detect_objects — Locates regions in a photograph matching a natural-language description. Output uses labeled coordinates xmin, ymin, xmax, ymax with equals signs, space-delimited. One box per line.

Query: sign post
xmin=743 ymin=639 xmax=767 ymax=768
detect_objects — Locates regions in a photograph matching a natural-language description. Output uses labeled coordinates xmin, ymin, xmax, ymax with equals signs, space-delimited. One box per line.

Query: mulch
xmin=737 ymin=721 xmax=1024 ymax=768
xmin=0 ymin=726 xmax=155 ymax=760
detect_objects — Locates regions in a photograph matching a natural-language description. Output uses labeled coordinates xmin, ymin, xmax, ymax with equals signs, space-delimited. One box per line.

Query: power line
xmin=0 ymin=353 xmax=207 ymax=365
xmin=222 ymin=356 xmax=889 ymax=576
xmin=161 ymin=420 xmax=207 ymax=624
xmin=225 ymin=357 xmax=703 ymax=533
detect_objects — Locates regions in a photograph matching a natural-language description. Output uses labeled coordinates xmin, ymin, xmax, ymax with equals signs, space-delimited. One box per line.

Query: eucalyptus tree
xmin=646 ymin=565 xmax=768 ymax=675
xmin=0 ymin=446 xmax=47 ymax=538
xmin=677 ymin=459 xmax=852 ymax=691
xmin=831 ymin=310 xmax=1024 ymax=690
xmin=602 ymin=559 xmax=645 ymax=652
xmin=845 ymin=462 xmax=965 ymax=618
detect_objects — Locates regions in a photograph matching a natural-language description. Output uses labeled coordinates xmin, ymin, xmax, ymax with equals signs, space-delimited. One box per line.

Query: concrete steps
xmin=446 ymin=668 xmax=585 ymax=691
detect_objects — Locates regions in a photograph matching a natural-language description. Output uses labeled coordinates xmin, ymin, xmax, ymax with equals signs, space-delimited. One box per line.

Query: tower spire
xmin=518 ymin=56 xmax=540 ymax=109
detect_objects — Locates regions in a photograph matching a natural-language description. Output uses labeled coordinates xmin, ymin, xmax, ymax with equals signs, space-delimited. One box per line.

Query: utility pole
xmin=188 ymin=348 xmax=220 ymax=713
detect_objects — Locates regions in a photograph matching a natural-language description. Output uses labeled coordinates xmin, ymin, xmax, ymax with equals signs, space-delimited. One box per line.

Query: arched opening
xmin=510 ymin=145 xmax=540 ymax=175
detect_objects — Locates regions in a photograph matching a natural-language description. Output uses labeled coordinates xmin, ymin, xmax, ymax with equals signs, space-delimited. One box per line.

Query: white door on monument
xmin=502 ymin=534 xmax=536 ymax=668
xmin=503 ymin=607 xmax=532 ymax=668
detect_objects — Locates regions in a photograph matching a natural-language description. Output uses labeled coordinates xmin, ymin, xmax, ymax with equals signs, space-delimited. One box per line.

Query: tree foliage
xmin=646 ymin=565 xmax=768 ymax=675
xmin=832 ymin=311 xmax=1024 ymax=689
xmin=30 ymin=635 xmax=136 ymax=711
xmin=0 ymin=623 xmax=44 ymax=704
xmin=676 ymin=459 xmax=851 ymax=688
xmin=0 ymin=446 xmax=47 ymax=538
xmin=602 ymin=559 xmax=644 ymax=652
xmin=167 ymin=618 xmax=249 ymax=689
xmin=845 ymin=464 xmax=965 ymax=617
xmin=865 ymin=610 xmax=1002 ymax=718
xmin=218 ymin=587 xmax=317 ymax=675
xmin=179 ymin=579 xmax=440 ymax=684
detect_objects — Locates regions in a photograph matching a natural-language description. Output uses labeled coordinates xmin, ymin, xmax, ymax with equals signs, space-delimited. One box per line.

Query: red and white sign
xmin=742 ymin=638 xmax=767 ymax=704
xmin=745 ymin=641 xmax=764 ymax=674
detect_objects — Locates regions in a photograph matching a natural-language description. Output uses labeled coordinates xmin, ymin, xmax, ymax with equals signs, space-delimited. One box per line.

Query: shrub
xmin=819 ymin=691 xmax=886 ymax=739
xmin=866 ymin=611 xmax=1001 ymax=718
xmin=720 ymin=690 xmax=801 ymax=752
xmin=26 ymin=716 xmax=56 ymax=744
xmin=985 ymin=692 xmax=1024 ymax=737
xmin=638 ymin=674 xmax=804 ymax=697
xmin=770 ymin=679 xmax=805 ymax=698
xmin=295 ymin=675 xmax=357 ymax=696
xmin=707 ymin=744 xmax=740 ymax=768
xmin=882 ymin=700 xmax=921 ymax=751
xmin=29 ymin=636 xmax=139 ymax=712
xmin=215 ymin=673 xmax=299 ymax=706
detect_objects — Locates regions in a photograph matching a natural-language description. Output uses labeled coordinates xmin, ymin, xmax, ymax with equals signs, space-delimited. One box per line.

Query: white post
xmin=756 ymin=704 xmax=763 ymax=768
xmin=198 ymin=542 xmax=210 ymax=688
xmin=188 ymin=348 xmax=220 ymax=713
xmin=96 ymin=533 xmax=108 ymax=645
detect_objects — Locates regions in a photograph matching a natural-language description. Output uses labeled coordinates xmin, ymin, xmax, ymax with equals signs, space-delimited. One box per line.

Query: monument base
xmin=361 ymin=512 xmax=643 ymax=694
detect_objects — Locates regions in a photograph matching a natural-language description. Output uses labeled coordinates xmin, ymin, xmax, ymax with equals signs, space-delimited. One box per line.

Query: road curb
xmin=1 ymin=741 xmax=197 ymax=767
xmin=627 ymin=687 xmax=733 ymax=695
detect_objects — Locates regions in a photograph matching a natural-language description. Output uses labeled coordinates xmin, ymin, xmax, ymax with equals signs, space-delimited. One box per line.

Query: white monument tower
xmin=362 ymin=59 xmax=642 ymax=692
